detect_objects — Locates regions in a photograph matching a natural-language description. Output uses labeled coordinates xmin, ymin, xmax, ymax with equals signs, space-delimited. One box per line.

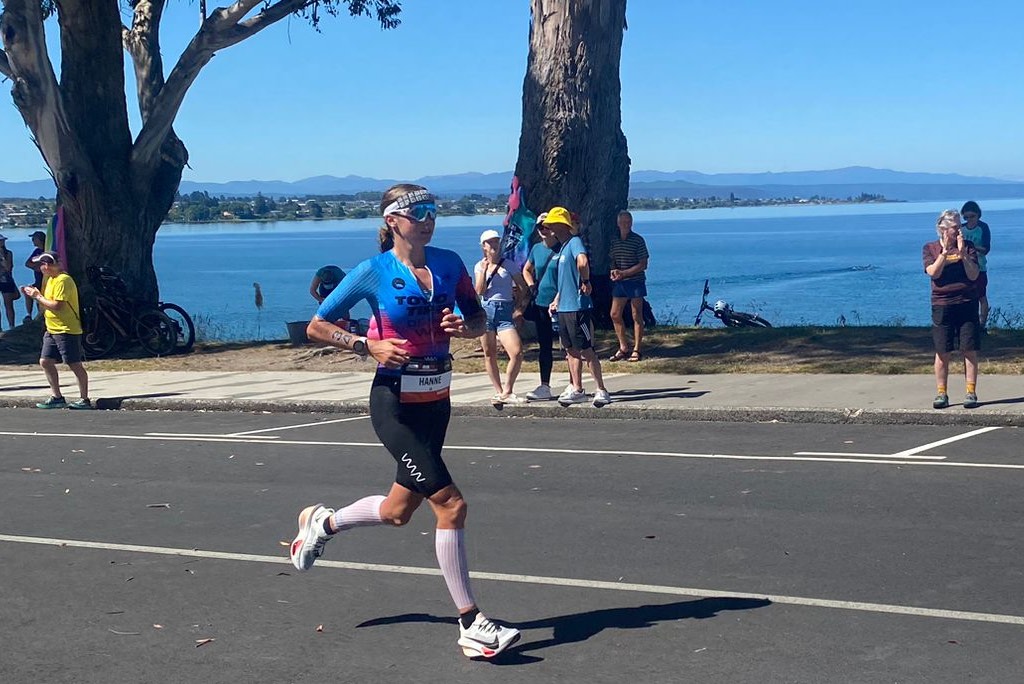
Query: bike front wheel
xmin=135 ymin=308 xmax=177 ymax=357
xmin=158 ymin=302 xmax=196 ymax=354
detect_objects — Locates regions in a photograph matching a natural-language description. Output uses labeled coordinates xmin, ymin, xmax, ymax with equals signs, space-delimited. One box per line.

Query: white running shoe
xmin=458 ymin=613 xmax=521 ymax=659
xmin=558 ymin=388 xmax=588 ymax=407
xmin=593 ymin=388 xmax=612 ymax=407
xmin=525 ymin=384 xmax=553 ymax=401
xmin=289 ymin=503 xmax=335 ymax=571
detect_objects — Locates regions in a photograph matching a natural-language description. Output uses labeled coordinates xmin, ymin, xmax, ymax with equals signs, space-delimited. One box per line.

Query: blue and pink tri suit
xmin=316 ymin=247 xmax=483 ymax=379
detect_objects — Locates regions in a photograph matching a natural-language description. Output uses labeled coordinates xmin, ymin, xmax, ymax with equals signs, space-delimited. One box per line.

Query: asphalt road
xmin=1 ymin=408 xmax=1022 ymax=683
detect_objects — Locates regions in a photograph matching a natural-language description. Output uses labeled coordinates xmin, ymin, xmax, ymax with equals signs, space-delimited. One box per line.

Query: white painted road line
xmin=146 ymin=432 xmax=280 ymax=440
xmin=2 ymin=533 xmax=1022 ymax=627
xmin=226 ymin=414 xmax=371 ymax=437
xmin=794 ymin=451 xmax=946 ymax=460
xmin=891 ymin=427 xmax=1002 ymax=457
xmin=2 ymin=430 xmax=1024 ymax=470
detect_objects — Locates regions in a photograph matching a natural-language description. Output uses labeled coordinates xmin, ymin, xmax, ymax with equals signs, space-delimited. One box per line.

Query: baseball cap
xmin=32 ymin=250 xmax=59 ymax=264
xmin=479 ymin=229 xmax=501 ymax=244
xmin=0 ymin=234 xmax=7 ymax=241
xmin=543 ymin=206 xmax=574 ymax=228
xmin=29 ymin=230 xmax=46 ymax=240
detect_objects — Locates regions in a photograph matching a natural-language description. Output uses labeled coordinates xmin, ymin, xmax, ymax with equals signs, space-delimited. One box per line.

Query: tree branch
xmin=123 ymin=0 xmax=168 ymax=122
xmin=0 ymin=49 xmax=12 ymax=79
xmin=131 ymin=0 xmax=402 ymax=171
xmin=213 ymin=0 xmax=312 ymax=50
xmin=0 ymin=0 xmax=74 ymax=172
xmin=130 ymin=0 xmax=311 ymax=170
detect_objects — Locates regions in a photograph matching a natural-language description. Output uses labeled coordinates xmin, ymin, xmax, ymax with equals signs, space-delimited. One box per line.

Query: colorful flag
xmin=46 ymin=206 xmax=68 ymax=266
xmin=500 ymin=176 xmax=536 ymax=268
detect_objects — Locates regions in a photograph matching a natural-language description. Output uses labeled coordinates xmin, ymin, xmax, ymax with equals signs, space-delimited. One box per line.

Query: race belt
xmin=399 ymin=356 xmax=453 ymax=404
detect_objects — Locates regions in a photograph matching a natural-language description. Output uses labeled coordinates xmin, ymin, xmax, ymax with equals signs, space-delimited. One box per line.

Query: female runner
xmin=289 ymin=183 xmax=520 ymax=659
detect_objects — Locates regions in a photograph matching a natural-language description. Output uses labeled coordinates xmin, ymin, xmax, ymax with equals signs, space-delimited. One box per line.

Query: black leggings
xmin=369 ymin=374 xmax=453 ymax=497
xmin=531 ymin=304 xmax=555 ymax=385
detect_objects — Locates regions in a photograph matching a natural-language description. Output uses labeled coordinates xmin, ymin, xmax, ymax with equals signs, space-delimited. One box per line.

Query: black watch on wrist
xmin=581 ymin=279 xmax=590 ymax=285
xmin=352 ymin=337 xmax=368 ymax=356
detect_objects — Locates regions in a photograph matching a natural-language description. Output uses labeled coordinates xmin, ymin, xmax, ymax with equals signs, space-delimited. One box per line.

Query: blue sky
xmin=1 ymin=0 xmax=1022 ymax=183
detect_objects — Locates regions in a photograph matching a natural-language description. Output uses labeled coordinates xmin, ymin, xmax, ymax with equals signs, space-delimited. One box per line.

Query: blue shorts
xmin=484 ymin=300 xmax=516 ymax=333
xmin=612 ymin=280 xmax=647 ymax=299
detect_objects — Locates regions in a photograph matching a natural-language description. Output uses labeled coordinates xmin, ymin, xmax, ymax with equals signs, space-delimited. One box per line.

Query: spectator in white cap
xmin=474 ymin=228 xmax=530 ymax=405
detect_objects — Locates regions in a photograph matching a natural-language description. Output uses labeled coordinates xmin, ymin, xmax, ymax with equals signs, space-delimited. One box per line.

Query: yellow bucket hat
xmin=543 ymin=206 xmax=574 ymax=227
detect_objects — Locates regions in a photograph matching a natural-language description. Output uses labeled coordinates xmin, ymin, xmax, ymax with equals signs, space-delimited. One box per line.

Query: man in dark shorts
xmin=923 ymin=210 xmax=980 ymax=409
xmin=23 ymin=231 xmax=47 ymax=322
xmin=543 ymin=206 xmax=610 ymax=408
xmin=20 ymin=251 xmax=92 ymax=409
xmin=608 ymin=210 xmax=650 ymax=362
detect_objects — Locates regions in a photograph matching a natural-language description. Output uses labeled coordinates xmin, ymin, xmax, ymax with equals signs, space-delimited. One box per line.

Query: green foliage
xmin=253 ymin=193 xmax=269 ymax=215
xmin=297 ymin=0 xmax=403 ymax=32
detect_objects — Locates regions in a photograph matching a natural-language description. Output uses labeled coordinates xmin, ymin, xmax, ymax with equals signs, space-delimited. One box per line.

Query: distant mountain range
xmin=2 ymin=166 xmax=1023 ymax=201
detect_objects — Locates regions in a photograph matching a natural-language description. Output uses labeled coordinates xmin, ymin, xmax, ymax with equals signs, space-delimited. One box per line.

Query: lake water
xmin=7 ymin=200 xmax=1023 ymax=339
xmin=157 ymin=199 xmax=1024 ymax=338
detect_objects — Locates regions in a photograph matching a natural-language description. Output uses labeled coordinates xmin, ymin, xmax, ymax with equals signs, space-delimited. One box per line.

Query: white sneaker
xmin=558 ymin=388 xmax=588 ymax=406
xmin=289 ymin=504 xmax=335 ymax=571
xmin=458 ymin=613 xmax=521 ymax=658
xmin=593 ymin=389 xmax=611 ymax=407
xmin=525 ymin=384 xmax=553 ymax=401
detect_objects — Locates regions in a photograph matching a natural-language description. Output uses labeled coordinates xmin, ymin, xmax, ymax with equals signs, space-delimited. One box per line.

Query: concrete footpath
xmin=1 ymin=368 xmax=1022 ymax=426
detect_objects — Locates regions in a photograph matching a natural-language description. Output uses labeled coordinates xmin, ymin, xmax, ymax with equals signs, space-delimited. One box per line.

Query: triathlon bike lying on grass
xmin=694 ymin=279 xmax=773 ymax=328
xmin=82 ymin=266 xmax=196 ymax=358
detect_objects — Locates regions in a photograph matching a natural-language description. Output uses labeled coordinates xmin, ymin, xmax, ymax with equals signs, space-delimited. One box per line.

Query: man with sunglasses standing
xmin=289 ymin=184 xmax=521 ymax=659
xmin=20 ymin=251 xmax=92 ymax=409
xmin=960 ymin=201 xmax=991 ymax=330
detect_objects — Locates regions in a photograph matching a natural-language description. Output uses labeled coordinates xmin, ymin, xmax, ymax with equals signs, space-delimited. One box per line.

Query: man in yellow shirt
xmin=20 ymin=251 xmax=91 ymax=409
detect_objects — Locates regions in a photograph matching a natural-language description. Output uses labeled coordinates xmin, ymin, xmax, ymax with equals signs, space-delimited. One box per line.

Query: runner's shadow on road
xmin=356 ymin=596 xmax=771 ymax=664
xmin=610 ymin=388 xmax=710 ymax=402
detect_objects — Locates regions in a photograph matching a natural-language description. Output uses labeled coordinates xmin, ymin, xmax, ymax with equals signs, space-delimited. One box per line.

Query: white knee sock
xmin=435 ymin=528 xmax=476 ymax=612
xmin=329 ymin=495 xmax=386 ymax=532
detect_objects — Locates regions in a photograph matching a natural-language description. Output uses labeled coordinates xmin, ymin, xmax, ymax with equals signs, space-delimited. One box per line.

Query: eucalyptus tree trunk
xmin=514 ymin=0 xmax=629 ymax=325
xmin=0 ymin=0 xmax=401 ymax=303
xmin=0 ymin=0 xmax=186 ymax=301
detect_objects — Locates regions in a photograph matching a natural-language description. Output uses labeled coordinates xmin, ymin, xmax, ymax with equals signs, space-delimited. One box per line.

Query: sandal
xmin=608 ymin=349 xmax=629 ymax=362
xmin=627 ymin=350 xmax=642 ymax=362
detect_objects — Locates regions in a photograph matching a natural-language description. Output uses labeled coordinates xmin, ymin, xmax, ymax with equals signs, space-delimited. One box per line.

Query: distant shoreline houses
xmin=0 ymin=200 xmax=52 ymax=227
xmin=1 ymin=192 xmax=895 ymax=228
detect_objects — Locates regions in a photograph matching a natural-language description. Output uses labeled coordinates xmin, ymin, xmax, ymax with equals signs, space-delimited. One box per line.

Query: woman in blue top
xmin=521 ymin=213 xmax=563 ymax=401
xmin=288 ymin=183 xmax=520 ymax=659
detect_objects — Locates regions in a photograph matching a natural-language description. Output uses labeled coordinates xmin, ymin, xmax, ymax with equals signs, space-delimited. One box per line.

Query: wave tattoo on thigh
xmin=400 ymin=452 xmax=426 ymax=483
